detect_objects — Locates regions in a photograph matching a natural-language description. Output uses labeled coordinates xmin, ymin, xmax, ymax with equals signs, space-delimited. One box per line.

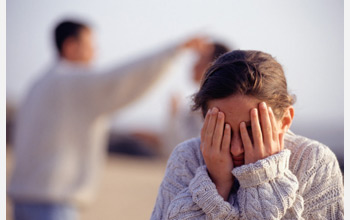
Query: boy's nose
xmin=230 ymin=133 xmax=244 ymax=157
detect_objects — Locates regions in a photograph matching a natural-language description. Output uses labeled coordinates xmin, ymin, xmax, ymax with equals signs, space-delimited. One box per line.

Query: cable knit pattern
xmin=234 ymin=149 xmax=301 ymax=219
xmin=232 ymin=149 xmax=291 ymax=188
xmin=188 ymin=166 xmax=240 ymax=219
xmin=150 ymin=131 xmax=344 ymax=219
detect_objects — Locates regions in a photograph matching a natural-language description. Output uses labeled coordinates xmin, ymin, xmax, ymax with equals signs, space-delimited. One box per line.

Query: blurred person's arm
xmin=77 ymin=38 xmax=205 ymax=115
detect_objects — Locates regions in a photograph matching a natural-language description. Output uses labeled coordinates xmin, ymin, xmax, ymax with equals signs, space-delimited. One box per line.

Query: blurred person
xmin=161 ymin=41 xmax=230 ymax=155
xmin=6 ymin=99 xmax=16 ymax=147
xmin=151 ymin=50 xmax=344 ymax=219
xmin=107 ymin=131 xmax=161 ymax=157
xmin=106 ymin=40 xmax=230 ymax=158
xmin=7 ymin=19 xmax=204 ymax=220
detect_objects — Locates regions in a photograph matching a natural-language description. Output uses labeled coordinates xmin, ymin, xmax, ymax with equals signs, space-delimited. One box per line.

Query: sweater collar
xmin=52 ymin=58 xmax=91 ymax=75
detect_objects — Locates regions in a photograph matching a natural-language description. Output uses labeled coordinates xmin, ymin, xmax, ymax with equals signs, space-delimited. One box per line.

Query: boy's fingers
xmin=268 ymin=107 xmax=278 ymax=141
xmin=221 ymin=123 xmax=231 ymax=153
xmin=204 ymin=107 xmax=218 ymax=149
xmin=251 ymin=108 xmax=263 ymax=151
xmin=240 ymin=121 xmax=253 ymax=152
xmin=212 ymin=111 xmax=225 ymax=152
xmin=201 ymin=109 xmax=211 ymax=143
xmin=259 ymin=102 xmax=272 ymax=146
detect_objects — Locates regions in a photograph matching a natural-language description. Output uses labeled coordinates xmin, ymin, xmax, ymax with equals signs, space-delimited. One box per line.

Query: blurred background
xmin=6 ymin=0 xmax=343 ymax=219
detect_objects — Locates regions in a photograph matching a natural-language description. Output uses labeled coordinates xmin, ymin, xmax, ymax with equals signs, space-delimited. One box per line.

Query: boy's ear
xmin=281 ymin=106 xmax=294 ymax=132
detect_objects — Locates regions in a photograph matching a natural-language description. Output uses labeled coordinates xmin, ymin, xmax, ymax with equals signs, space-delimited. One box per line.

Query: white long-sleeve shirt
xmin=151 ymin=131 xmax=344 ymax=219
xmin=162 ymin=97 xmax=203 ymax=156
xmin=8 ymin=45 xmax=179 ymax=207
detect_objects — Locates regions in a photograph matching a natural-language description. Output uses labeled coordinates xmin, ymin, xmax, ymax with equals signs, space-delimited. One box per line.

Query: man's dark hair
xmin=54 ymin=20 xmax=88 ymax=55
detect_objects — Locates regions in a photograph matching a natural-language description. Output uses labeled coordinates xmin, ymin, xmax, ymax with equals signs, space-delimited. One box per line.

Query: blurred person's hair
xmin=211 ymin=42 xmax=230 ymax=61
xmin=192 ymin=50 xmax=296 ymax=119
xmin=54 ymin=20 xmax=89 ymax=55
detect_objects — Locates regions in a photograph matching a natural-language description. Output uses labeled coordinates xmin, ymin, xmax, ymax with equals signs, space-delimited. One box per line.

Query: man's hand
xmin=180 ymin=37 xmax=210 ymax=53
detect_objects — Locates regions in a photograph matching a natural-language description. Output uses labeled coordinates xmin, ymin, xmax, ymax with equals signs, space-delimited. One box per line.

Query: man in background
xmin=106 ymin=41 xmax=231 ymax=157
xmin=8 ymin=19 xmax=204 ymax=220
xmin=161 ymin=41 xmax=231 ymax=155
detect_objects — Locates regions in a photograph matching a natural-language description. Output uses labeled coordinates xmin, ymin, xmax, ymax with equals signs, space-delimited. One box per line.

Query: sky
xmin=6 ymin=0 xmax=344 ymax=157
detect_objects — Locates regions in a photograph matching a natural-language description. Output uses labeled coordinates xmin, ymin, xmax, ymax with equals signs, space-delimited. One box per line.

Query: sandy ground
xmin=6 ymin=149 xmax=168 ymax=220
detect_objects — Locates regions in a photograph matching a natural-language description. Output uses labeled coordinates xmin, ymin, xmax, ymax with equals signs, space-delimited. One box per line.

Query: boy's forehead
xmin=207 ymin=95 xmax=260 ymax=128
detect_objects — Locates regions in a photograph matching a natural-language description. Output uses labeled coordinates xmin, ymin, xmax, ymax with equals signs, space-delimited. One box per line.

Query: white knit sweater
xmin=151 ymin=131 xmax=344 ymax=219
xmin=8 ymin=45 xmax=179 ymax=207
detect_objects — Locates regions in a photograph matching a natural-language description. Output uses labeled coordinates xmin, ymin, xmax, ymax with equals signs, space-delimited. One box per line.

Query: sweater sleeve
xmin=232 ymin=149 xmax=304 ymax=219
xmin=150 ymin=139 xmax=207 ymax=220
xmin=287 ymin=141 xmax=344 ymax=220
xmin=229 ymin=142 xmax=344 ymax=220
xmin=151 ymin=139 xmax=344 ymax=220
xmin=152 ymin=147 xmax=304 ymax=220
xmin=188 ymin=149 xmax=304 ymax=220
xmin=71 ymin=44 xmax=179 ymax=115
